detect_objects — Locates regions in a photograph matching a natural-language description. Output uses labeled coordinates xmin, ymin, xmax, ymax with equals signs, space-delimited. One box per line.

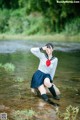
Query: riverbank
xmin=0 ymin=40 xmax=80 ymax=120
xmin=0 ymin=34 xmax=80 ymax=42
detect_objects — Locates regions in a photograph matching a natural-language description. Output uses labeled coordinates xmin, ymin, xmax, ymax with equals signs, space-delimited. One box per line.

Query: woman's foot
xmin=53 ymin=95 xmax=60 ymax=100
xmin=41 ymin=94 xmax=48 ymax=101
xmin=41 ymin=94 xmax=60 ymax=106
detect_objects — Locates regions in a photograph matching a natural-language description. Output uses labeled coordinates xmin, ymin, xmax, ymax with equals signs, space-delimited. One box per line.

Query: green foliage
xmin=8 ymin=9 xmax=23 ymax=34
xmin=0 ymin=63 xmax=2 ymax=68
xmin=0 ymin=9 xmax=10 ymax=33
xmin=0 ymin=0 xmax=19 ymax=9
xmin=3 ymin=63 xmax=15 ymax=73
xmin=0 ymin=8 xmax=53 ymax=34
xmin=12 ymin=109 xmax=36 ymax=120
xmin=0 ymin=0 xmax=80 ymax=34
xmin=65 ymin=17 xmax=80 ymax=35
xmin=18 ymin=0 xmax=80 ymax=33
xmin=56 ymin=105 xmax=79 ymax=120
xmin=23 ymin=15 xmax=52 ymax=35
xmin=0 ymin=63 xmax=15 ymax=74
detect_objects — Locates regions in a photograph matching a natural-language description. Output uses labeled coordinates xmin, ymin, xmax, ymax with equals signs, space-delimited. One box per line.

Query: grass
xmin=56 ymin=105 xmax=79 ymax=120
xmin=0 ymin=33 xmax=80 ymax=42
xmin=0 ymin=63 xmax=15 ymax=74
xmin=11 ymin=109 xmax=36 ymax=120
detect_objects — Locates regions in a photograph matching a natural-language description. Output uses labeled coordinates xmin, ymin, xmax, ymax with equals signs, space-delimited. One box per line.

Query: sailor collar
xmin=45 ymin=53 xmax=55 ymax=67
xmin=45 ymin=53 xmax=55 ymax=60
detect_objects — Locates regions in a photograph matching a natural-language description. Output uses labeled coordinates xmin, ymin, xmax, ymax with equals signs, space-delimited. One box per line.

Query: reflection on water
xmin=0 ymin=40 xmax=80 ymax=120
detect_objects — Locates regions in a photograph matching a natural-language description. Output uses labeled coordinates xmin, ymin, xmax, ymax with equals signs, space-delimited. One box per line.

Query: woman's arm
xmin=30 ymin=47 xmax=45 ymax=59
xmin=30 ymin=46 xmax=47 ymax=59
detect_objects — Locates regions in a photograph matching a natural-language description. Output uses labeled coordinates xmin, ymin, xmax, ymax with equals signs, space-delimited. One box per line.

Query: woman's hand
xmin=42 ymin=46 xmax=47 ymax=50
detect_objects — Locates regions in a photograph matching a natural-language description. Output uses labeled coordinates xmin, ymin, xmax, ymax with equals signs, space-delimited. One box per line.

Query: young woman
xmin=30 ymin=43 xmax=60 ymax=102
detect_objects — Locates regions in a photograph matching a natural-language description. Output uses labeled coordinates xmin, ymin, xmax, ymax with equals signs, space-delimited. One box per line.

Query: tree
xmin=0 ymin=0 xmax=19 ymax=9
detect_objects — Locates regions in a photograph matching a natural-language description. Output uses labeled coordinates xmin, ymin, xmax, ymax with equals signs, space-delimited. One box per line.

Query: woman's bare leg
xmin=38 ymin=84 xmax=46 ymax=95
xmin=38 ymin=84 xmax=48 ymax=101
xmin=44 ymin=78 xmax=52 ymax=88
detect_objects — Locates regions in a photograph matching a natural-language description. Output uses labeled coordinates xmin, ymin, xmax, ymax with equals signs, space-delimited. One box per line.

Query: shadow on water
xmin=0 ymin=40 xmax=80 ymax=120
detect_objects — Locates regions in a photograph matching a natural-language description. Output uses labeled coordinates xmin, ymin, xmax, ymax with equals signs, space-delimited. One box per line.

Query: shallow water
xmin=0 ymin=40 xmax=80 ymax=120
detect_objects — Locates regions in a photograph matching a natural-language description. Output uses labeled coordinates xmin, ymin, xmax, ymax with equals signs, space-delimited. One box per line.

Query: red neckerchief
xmin=46 ymin=59 xmax=51 ymax=67
xmin=45 ymin=54 xmax=54 ymax=67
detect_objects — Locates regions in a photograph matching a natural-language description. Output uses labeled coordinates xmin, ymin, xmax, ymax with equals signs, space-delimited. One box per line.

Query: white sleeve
xmin=30 ymin=47 xmax=44 ymax=59
xmin=50 ymin=58 xmax=58 ymax=80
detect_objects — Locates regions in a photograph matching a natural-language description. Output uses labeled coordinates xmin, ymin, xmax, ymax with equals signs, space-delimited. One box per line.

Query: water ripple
xmin=0 ymin=40 xmax=80 ymax=53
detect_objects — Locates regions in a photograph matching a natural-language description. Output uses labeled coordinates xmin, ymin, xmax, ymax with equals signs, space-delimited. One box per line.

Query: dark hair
xmin=45 ymin=43 xmax=54 ymax=49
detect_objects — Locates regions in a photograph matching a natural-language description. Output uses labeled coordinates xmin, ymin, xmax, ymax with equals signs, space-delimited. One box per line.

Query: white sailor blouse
xmin=30 ymin=47 xmax=58 ymax=81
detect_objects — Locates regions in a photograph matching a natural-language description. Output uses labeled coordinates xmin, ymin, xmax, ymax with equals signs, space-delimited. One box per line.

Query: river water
xmin=0 ymin=40 xmax=80 ymax=120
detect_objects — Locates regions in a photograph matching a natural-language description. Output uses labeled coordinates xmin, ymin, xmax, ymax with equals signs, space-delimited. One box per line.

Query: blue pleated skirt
xmin=31 ymin=70 xmax=52 ymax=88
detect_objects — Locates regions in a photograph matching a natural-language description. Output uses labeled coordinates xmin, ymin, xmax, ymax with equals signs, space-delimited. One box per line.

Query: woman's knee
xmin=44 ymin=78 xmax=52 ymax=88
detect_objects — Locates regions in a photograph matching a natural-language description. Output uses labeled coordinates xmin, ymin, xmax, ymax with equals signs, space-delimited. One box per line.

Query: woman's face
xmin=46 ymin=46 xmax=53 ymax=55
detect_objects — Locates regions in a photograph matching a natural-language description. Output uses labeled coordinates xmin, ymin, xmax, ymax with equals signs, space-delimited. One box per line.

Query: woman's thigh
xmin=44 ymin=78 xmax=52 ymax=88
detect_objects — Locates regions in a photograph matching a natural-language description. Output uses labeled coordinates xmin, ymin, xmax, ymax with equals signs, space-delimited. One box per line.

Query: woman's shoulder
xmin=52 ymin=57 xmax=58 ymax=62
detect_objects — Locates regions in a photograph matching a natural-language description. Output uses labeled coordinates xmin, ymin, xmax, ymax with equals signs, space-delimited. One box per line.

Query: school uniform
xmin=30 ymin=47 xmax=58 ymax=88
